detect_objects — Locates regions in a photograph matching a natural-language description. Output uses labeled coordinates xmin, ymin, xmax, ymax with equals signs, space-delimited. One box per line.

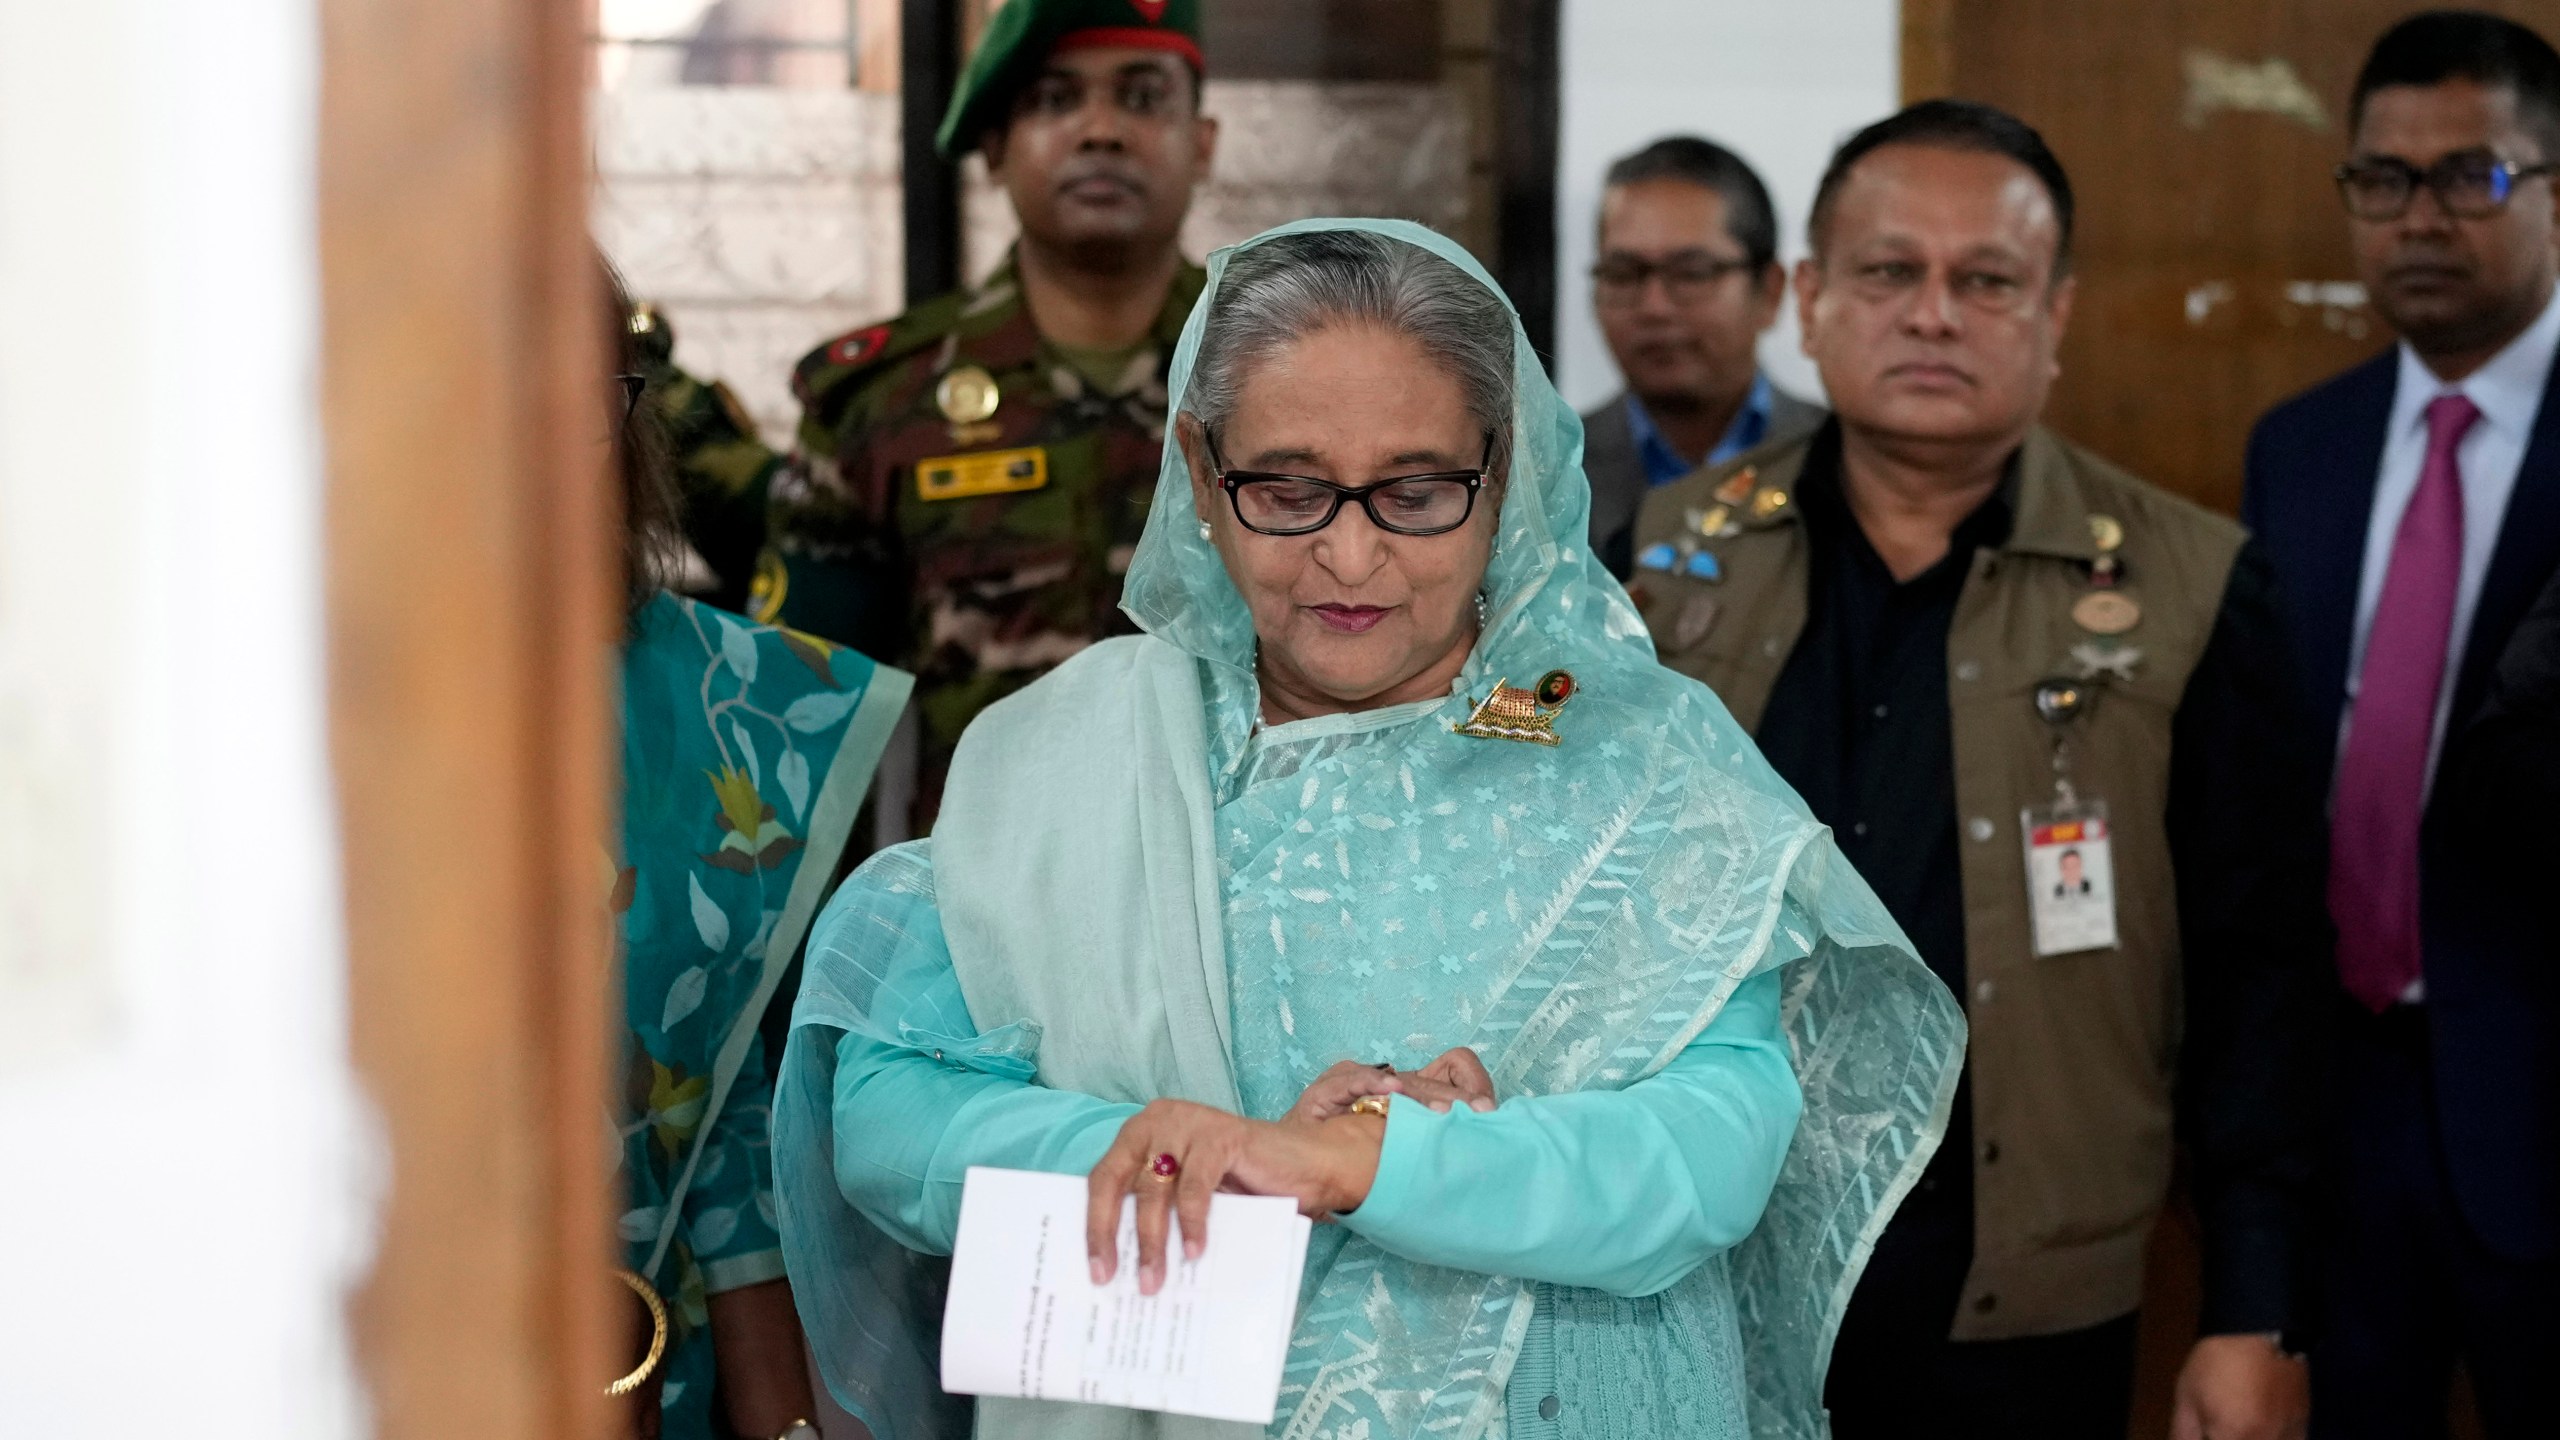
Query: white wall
xmin=1556 ymin=0 xmax=1903 ymax=412
xmin=0 ymin=0 xmax=366 ymax=1431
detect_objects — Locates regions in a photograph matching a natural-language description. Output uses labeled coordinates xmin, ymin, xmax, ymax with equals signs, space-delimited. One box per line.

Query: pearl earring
xmin=1197 ymin=520 xmax=1214 ymax=542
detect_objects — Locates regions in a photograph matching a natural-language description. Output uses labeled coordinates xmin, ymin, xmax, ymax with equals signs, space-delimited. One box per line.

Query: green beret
xmin=935 ymin=0 xmax=1203 ymax=160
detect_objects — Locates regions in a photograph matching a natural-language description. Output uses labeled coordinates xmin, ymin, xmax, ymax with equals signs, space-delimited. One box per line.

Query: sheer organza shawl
xmin=774 ymin=219 xmax=1965 ymax=1440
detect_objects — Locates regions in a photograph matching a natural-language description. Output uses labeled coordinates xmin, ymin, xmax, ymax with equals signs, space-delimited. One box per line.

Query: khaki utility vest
xmin=1629 ymin=425 xmax=2245 ymax=1339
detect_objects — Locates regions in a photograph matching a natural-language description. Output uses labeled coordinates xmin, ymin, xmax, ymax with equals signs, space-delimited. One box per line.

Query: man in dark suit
xmin=1581 ymin=136 xmax=1823 ymax=576
xmin=2446 ymin=562 xmax=2560 ymax=825
xmin=2241 ymin=14 xmax=2560 ymax=1436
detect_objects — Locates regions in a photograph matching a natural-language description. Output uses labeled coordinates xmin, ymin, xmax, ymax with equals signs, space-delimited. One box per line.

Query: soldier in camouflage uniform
xmin=755 ymin=0 xmax=1215 ymax=830
xmin=628 ymin=302 xmax=783 ymax=615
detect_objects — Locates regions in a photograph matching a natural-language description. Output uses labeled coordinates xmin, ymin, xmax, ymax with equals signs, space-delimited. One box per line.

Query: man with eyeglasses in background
xmin=2244 ymin=12 xmax=2560 ymax=1436
xmin=1582 ymin=137 xmax=1822 ymax=578
xmin=1632 ymin=99 xmax=2331 ymax=1440
xmin=755 ymin=0 xmax=1215 ymax=835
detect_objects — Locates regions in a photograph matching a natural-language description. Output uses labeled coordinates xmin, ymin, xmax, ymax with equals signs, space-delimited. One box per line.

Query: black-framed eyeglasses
xmin=1591 ymin=251 xmax=1758 ymax=306
xmin=2334 ymin=149 xmax=2560 ymax=221
xmin=613 ymin=372 xmax=647 ymax=424
xmin=1207 ymin=429 xmax=1494 ymax=537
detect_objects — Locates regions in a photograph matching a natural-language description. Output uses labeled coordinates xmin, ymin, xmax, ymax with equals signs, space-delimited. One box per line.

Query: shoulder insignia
xmin=627 ymin=302 xmax=675 ymax=366
xmin=959 ymin=277 xmax=1018 ymax=320
xmin=827 ymin=324 xmax=892 ymax=368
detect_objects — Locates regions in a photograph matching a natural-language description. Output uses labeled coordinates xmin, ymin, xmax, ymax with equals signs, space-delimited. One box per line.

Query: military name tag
xmin=916 ymin=446 xmax=1048 ymax=502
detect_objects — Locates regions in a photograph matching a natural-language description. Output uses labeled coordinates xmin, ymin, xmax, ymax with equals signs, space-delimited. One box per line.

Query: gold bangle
xmin=1349 ymin=1094 xmax=1390 ymax=1118
xmin=609 ymin=1266 xmax=670 ymax=1398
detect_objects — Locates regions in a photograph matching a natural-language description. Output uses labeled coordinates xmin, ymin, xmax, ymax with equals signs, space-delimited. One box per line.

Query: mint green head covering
xmin=775 ymin=219 xmax=1964 ymax=1440
xmin=1122 ymin=217 xmax=1654 ymax=775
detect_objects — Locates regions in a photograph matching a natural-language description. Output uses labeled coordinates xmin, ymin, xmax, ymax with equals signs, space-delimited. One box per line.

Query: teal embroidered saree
xmin=773 ymin=221 xmax=1965 ymax=1440
xmin=617 ymin=592 xmax=909 ymax=1434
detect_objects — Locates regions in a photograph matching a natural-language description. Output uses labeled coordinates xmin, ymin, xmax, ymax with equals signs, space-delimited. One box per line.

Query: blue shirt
xmin=1625 ymin=372 xmax=1775 ymax=487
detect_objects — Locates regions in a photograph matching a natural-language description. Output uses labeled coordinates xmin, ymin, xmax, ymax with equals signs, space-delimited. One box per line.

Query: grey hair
xmin=1186 ymin=230 xmax=1516 ymax=456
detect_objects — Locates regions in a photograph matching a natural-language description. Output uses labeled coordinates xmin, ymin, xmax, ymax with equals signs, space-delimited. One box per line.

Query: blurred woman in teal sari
xmin=607 ymin=257 xmax=912 ymax=1439
xmin=774 ymin=221 xmax=1962 ymax=1440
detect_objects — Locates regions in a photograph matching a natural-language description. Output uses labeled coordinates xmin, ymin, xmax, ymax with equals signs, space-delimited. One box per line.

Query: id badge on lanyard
xmin=2023 ymin=674 xmax=2121 ymax=957
xmin=2023 ymin=798 xmax=2118 ymax=957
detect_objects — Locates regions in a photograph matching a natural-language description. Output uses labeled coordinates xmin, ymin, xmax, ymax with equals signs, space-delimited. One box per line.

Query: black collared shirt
xmin=1759 ymin=426 xmax=2330 ymax=1356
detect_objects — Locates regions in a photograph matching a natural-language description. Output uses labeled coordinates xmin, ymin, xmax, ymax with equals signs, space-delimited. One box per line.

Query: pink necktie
xmin=2330 ymin=393 xmax=2478 ymax=1011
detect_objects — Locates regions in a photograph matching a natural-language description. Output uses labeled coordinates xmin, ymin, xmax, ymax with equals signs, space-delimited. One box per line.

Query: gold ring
xmin=1350 ymin=1094 xmax=1390 ymax=1118
xmin=609 ymin=1266 xmax=670 ymax=1397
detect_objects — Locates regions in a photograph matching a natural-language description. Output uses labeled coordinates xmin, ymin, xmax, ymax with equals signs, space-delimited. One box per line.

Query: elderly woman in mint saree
xmin=773 ymin=220 xmax=1964 ymax=1440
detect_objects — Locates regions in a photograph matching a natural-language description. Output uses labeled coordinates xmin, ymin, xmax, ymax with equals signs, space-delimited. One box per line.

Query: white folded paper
xmin=940 ymin=1166 xmax=1312 ymax=1424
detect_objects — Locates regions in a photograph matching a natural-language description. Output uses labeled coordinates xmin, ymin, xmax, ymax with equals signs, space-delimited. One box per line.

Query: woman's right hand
xmin=1087 ymin=1099 xmax=1266 ymax=1295
xmin=1088 ymin=1099 xmax=1387 ymax=1293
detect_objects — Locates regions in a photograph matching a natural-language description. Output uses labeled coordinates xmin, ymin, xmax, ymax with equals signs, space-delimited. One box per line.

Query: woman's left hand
xmin=1410 ymin=1047 xmax=1497 ymax=1111
xmin=1286 ymin=1052 xmax=1498 ymax=1122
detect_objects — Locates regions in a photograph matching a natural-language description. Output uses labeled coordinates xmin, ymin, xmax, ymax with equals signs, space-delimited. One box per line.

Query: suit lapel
xmin=1580 ymin=392 xmax=1642 ymax=542
xmin=2452 ymin=352 xmax=2560 ymax=728
xmin=2294 ymin=355 xmax=2399 ymax=726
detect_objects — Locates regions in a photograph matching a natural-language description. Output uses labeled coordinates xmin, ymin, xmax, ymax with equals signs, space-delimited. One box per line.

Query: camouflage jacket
xmin=757 ymin=252 xmax=1207 ymax=827
xmin=630 ymin=304 xmax=784 ymax=614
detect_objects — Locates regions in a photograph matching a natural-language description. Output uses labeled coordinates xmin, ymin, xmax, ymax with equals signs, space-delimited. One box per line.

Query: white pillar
xmin=1556 ymin=0 xmax=1903 ymax=412
xmin=0 ymin=0 xmax=364 ymax=1431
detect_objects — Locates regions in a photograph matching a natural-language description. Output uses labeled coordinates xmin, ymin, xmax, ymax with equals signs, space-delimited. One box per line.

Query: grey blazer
xmin=1581 ymin=382 xmax=1825 ymax=578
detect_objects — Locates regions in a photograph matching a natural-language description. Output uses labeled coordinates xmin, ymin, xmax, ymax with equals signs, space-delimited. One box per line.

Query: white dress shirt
xmin=2345 ymin=282 xmax=2560 ymax=780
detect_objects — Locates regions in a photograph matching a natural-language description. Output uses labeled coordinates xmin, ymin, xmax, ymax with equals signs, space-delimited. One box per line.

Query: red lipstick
xmin=1311 ymin=604 xmax=1391 ymax=634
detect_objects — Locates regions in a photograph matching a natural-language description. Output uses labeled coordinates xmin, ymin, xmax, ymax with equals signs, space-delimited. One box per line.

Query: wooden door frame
xmin=1902 ymin=0 xmax=1959 ymax=101
xmin=1492 ymin=0 xmax=1562 ymax=369
xmin=322 ymin=0 xmax=618 ymax=1433
xmin=902 ymin=0 xmax=963 ymax=305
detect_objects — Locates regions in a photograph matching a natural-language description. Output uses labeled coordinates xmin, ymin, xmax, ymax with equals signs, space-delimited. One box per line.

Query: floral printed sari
xmin=617 ymin=592 xmax=909 ymax=1434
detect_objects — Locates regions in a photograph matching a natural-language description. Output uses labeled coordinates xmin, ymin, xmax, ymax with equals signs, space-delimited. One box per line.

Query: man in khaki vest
xmin=1631 ymin=101 xmax=2331 ymax=1440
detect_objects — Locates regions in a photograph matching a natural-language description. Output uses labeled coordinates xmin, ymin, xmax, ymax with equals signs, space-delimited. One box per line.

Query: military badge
xmin=1673 ymin=594 xmax=1720 ymax=651
xmin=2072 ymin=591 xmax=2141 ymax=635
xmin=936 ymin=364 xmax=1002 ymax=424
xmin=2071 ymin=640 xmax=2144 ymax=683
xmin=1714 ymin=467 xmax=1758 ymax=506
